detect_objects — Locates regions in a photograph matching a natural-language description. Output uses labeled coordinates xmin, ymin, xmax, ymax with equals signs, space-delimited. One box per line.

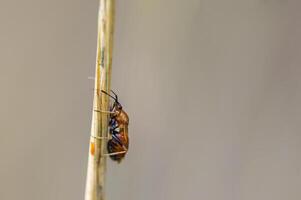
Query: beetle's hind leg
xmin=104 ymin=151 xmax=127 ymax=156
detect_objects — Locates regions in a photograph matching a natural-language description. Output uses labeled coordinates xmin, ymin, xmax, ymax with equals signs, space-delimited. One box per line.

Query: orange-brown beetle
xmin=96 ymin=90 xmax=129 ymax=162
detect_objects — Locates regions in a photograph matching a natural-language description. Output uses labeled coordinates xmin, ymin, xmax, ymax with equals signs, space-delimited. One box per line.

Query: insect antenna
xmin=110 ymin=90 xmax=118 ymax=102
xmin=101 ymin=90 xmax=117 ymax=101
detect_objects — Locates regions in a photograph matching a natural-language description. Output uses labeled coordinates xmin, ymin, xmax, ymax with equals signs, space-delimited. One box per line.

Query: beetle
xmin=95 ymin=90 xmax=129 ymax=162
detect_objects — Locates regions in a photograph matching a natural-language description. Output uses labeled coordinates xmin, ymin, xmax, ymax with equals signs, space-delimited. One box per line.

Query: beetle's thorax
xmin=115 ymin=109 xmax=129 ymax=125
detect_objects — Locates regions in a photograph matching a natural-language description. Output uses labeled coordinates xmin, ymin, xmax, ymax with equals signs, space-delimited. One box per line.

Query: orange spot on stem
xmin=90 ymin=142 xmax=95 ymax=156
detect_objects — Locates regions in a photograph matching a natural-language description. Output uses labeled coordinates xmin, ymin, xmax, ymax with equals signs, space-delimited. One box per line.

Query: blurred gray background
xmin=0 ymin=0 xmax=301 ymax=199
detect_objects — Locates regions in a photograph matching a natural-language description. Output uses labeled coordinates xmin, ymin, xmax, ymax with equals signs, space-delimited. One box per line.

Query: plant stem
xmin=85 ymin=1 xmax=115 ymax=200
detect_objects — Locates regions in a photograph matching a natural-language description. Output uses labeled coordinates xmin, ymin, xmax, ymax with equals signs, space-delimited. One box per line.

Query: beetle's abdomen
xmin=107 ymin=127 xmax=129 ymax=162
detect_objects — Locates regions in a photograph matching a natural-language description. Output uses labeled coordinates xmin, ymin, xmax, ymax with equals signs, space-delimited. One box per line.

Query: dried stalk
xmin=85 ymin=1 xmax=115 ymax=200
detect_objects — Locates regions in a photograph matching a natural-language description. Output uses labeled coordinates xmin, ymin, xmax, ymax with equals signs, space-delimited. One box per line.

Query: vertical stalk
xmin=85 ymin=1 xmax=115 ymax=200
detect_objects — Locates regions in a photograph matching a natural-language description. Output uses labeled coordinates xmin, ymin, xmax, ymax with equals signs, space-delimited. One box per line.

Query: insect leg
xmin=91 ymin=135 xmax=109 ymax=140
xmin=104 ymin=151 xmax=127 ymax=156
xmin=94 ymin=109 xmax=115 ymax=114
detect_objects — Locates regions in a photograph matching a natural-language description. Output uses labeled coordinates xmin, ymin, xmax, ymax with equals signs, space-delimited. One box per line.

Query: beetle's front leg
xmin=94 ymin=109 xmax=115 ymax=114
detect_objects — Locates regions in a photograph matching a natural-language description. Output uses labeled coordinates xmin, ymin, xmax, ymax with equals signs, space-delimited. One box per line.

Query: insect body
xmin=101 ymin=90 xmax=129 ymax=162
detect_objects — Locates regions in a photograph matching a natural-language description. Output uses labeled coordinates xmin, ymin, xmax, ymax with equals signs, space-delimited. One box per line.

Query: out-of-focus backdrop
xmin=0 ymin=0 xmax=301 ymax=200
